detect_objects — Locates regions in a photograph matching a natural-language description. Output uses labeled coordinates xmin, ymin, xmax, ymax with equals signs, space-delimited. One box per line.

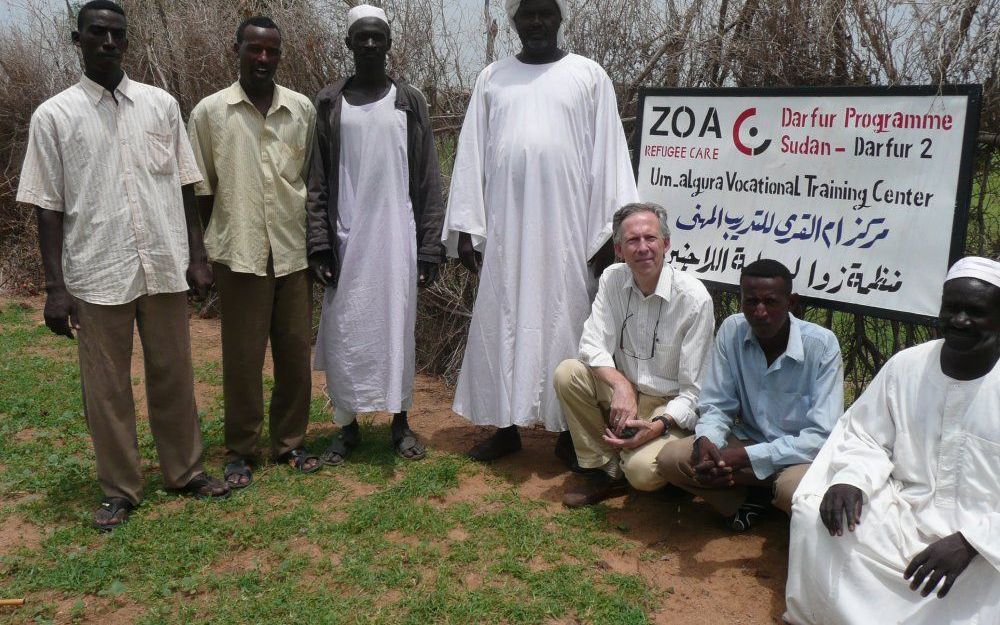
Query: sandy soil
xmin=2 ymin=296 xmax=790 ymax=624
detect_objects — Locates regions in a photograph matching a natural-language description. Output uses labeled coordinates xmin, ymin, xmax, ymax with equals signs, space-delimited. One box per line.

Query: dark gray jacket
xmin=305 ymin=77 xmax=445 ymax=286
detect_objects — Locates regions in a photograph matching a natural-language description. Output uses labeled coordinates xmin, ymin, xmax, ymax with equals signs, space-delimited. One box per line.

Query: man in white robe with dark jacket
xmin=306 ymin=5 xmax=445 ymax=463
xmin=442 ymin=0 xmax=639 ymax=462
xmin=785 ymin=256 xmax=1000 ymax=625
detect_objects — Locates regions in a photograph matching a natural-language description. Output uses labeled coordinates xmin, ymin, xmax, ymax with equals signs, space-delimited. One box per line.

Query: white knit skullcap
xmin=505 ymin=0 xmax=569 ymax=44
xmin=347 ymin=4 xmax=388 ymax=31
xmin=945 ymin=256 xmax=1000 ymax=289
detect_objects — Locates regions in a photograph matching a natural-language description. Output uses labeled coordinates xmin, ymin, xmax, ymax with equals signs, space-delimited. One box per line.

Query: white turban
xmin=347 ymin=4 xmax=389 ymax=31
xmin=505 ymin=0 xmax=569 ymax=44
xmin=945 ymin=256 xmax=1000 ymax=289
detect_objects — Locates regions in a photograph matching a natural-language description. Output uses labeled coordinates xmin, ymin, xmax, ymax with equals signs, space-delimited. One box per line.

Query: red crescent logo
xmin=733 ymin=107 xmax=758 ymax=156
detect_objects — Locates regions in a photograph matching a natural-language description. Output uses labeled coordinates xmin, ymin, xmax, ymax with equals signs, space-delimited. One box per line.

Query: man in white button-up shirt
xmin=16 ymin=0 xmax=228 ymax=531
xmin=554 ymin=203 xmax=715 ymax=507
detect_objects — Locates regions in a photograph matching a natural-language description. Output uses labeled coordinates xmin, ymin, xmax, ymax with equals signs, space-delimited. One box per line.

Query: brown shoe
xmin=562 ymin=472 xmax=628 ymax=508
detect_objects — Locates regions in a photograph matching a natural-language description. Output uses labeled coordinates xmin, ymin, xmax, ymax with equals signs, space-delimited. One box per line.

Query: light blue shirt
xmin=695 ymin=313 xmax=844 ymax=479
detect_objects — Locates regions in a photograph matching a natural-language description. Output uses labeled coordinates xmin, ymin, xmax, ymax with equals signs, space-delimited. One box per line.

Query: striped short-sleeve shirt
xmin=16 ymin=74 xmax=203 ymax=305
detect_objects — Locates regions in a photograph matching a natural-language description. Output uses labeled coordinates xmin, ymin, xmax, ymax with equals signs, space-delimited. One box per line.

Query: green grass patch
xmin=0 ymin=303 xmax=658 ymax=624
xmin=193 ymin=360 xmax=222 ymax=386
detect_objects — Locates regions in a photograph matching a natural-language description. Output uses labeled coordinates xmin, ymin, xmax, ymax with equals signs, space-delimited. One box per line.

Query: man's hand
xmin=43 ymin=286 xmax=78 ymax=339
xmin=418 ymin=260 xmax=439 ymax=287
xmin=688 ymin=436 xmax=734 ymax=486
xmin=820 ymin=483 xmax=864 ymax=536
xmin=457 ymin=232 xmax=482 ymax=275
xmin=904 ymin=533 xmax=979 ymax=598
xmin=602 ymin=417 xmax=666 ymax=450
xmin=181 ymin=184 xmax=211 ymax=298
xmin=309 ymin=253 xmax=335 ymax=286
xmin=717 ymin=445 xmax=750 ymax=472
xmin=608 ymin=381 xmax=638 ymax=435
xmin=186 ymin=260 xmax=213 ymax=300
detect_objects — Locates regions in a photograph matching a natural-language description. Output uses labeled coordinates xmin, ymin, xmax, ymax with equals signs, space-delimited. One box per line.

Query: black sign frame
xmin=632 ymin=84 xmax=983 ymax=326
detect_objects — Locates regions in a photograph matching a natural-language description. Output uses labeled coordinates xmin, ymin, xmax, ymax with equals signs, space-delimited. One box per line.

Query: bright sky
xmin=0 ymin=0 xmax=495 ymax=32
xmin=0 ymin=0 xmax=503 ymax=81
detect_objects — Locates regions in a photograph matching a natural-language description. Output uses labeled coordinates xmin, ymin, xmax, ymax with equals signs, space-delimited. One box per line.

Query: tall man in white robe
xmin=785 ymin=256 xmax=1000 ymax=625
xmin=307 ymin=5 xmax=445 ymax=462
xmin=442 ymin=0 xmax=639 ymax=461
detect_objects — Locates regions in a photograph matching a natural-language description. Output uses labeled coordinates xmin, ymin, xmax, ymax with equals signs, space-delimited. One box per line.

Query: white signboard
xmin=635 ymin=86 xmax=981 ymax=322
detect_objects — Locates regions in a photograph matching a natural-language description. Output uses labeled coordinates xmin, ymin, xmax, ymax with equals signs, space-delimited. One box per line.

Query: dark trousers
xmin=214 ymin=261 xmax=312 ymax=461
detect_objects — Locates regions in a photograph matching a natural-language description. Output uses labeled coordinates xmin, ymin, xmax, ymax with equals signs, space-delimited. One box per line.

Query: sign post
xmin=634 ymin=86 xmax=982 ymax=323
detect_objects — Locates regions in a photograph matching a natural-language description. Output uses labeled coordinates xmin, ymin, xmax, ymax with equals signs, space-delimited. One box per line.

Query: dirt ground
xmin=3 ymin=297 xmax=790 ymax=624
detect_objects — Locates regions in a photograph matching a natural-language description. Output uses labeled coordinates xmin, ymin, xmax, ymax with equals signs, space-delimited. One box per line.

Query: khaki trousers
xmin=553 ymin=359 xmax=687 ymax=492
xmin=214 ymin=261 xmax=311 ymax=461
xmin=76 ymin=292 xmax=204 ymax=505
xmin=656 ymin=434 xmax=809 ymax=516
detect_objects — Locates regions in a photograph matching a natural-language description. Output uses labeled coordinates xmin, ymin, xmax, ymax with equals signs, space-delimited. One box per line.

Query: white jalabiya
xmin=315 ymin=86 xmax=416 ymax=418
xmin=442 ymin=54 xmax=639 ymax=431
xmin=786 ymin=340 xmax=1000 ymax=625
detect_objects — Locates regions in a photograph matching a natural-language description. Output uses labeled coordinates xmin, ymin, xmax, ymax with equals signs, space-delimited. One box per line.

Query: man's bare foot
xmin=277 ymin=448 xmax=322 ymax=473
xmin=392 ymin=412 xmax=427 ymax=460
xmin=224 ymin=458 xmax=253 ymax=489
xmin=468 ymin=425 xmax=521 ymax=462
xmin=321 ymin=421 xmax=360 ymax=466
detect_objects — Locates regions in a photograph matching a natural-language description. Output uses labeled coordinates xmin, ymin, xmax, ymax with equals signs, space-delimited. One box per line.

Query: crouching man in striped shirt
xmin=17 ymin=0 xmax=229 ymax=531
xmin=555 ymin=202 xmax=715 ymax=507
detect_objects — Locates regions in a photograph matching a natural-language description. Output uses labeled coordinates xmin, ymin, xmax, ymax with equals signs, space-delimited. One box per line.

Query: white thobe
xmin=315 ymin=87 xmax=417 ymax=414
xmin=442 ymin=54 xmax=639 ymax=431
xmin=786 ymin=340 xmax=1000 ymax=625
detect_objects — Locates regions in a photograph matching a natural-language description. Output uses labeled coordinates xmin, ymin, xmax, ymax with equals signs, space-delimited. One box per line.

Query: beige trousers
xmin=76 ymin=292 xmax=204 ymax=505
xmin=214 ymin=261 xmax=312 ymax=461
xmin=553 ymin=359 xmax=687 ymax=491
xmin=656 ymin=434 xmax=809 ymax=516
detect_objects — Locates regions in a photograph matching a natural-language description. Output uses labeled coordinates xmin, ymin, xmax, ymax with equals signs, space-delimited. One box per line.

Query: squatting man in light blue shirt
xmin=657 ymin=259 xmax=844 ymax=531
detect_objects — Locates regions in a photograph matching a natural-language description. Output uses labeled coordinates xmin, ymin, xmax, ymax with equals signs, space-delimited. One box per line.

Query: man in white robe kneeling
xmin=785 ymin=256 xmax=1000 ymax=625
xmin=307 ymin=5 xmax=445 ymax=463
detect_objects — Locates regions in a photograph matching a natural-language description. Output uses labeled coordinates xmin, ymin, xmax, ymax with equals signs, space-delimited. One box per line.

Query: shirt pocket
xmin=650 ymin=338 xmax=679 ymax=379
xmin=958 ymin=433 xmax=1000 ymax=505
xmin=145 ymin=131 xmax=176 ymax=176
xmin=277 ymin=141 xmax=307 ymax=183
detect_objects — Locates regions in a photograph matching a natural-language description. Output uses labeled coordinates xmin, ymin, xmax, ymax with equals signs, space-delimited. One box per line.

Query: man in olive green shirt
xmin=187 ymin=15 xmax=319 ymax=487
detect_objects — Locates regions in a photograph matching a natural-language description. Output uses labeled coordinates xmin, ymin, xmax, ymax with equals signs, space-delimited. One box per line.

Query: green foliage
xmin=0 ymin=303 xmax=657 ymax=625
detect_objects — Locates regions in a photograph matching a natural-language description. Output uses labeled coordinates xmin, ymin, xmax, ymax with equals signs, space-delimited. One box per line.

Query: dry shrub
xmin=1 ymin=0 xmax=998 ymax=386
